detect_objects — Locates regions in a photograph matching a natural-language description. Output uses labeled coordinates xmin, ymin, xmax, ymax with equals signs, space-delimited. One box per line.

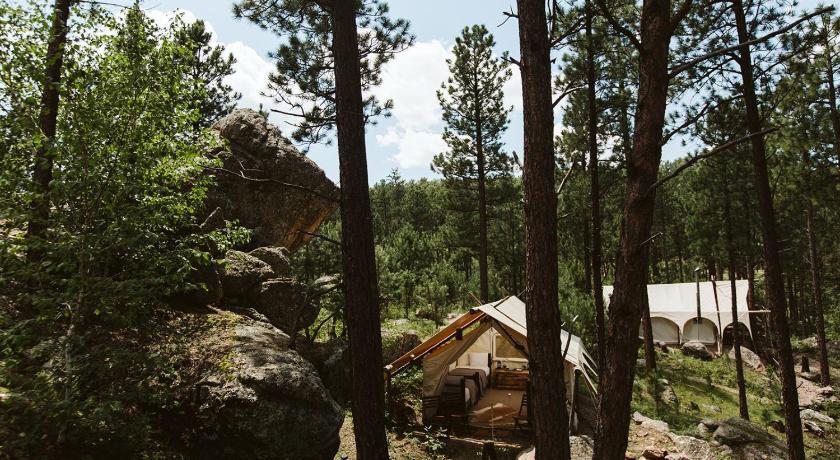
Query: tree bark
xmin=594 ymin=0 xmax=672 ymax=457
xmin=822 ymin=16 xmax=840 ymax=161
xmin=586 ymin=0 xmax=606 ymax=374
xmin=477 ymin=122 xmax=490 ymax=302
xmin=26 ymin=0 xmax=73 ymax=263
xmin=516 ymin=0 xmax=570 ymax=458
xmin=803 ymin=150 xmax=830 ymax=386
xmin=723 ymin=163 xmax=749 ymax=420
xmin=731 ymin=0 xmax=805 ymax=455
xmin=642 ymin=288 xmax=657 ymax=371
xmin=332 ymin=2 xmax=389 ymax=458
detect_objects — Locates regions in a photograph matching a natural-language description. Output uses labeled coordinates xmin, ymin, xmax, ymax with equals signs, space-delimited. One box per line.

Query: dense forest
xmin=1 ymin=0 xmax=840 ymax=459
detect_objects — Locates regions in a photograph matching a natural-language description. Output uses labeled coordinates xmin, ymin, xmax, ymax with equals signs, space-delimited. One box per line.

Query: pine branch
xmin=669 ymin=7 xmax=834 ymax=78
xmin=593 ymin=0 xmax=642 ymax=50
xmin=647 ymin=126 xmax=778 ymax=193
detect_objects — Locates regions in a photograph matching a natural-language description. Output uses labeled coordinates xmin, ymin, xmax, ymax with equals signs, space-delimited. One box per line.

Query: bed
xmin=444 ymin=352 xmax=491 ymax=407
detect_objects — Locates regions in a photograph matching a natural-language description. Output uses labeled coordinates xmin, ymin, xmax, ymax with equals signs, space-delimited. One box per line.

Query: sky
xmin=143 ymin=0 xmax=823 ymax=184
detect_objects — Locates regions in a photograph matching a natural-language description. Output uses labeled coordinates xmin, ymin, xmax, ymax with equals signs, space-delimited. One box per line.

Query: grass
xmin=630 ymin=347 xmax=840 ymax=457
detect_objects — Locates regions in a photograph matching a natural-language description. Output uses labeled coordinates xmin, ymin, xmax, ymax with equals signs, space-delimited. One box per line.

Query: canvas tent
xmin=603 ymin=280 xmax=757 ymax=348
xmin=385 ymin=296 xmax=597 ymax=420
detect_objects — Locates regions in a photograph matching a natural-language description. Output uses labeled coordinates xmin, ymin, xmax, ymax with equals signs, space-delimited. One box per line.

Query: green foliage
xmin=171 ymin=16 xmax=241 ymax=129
xmin=0 ymin=4 xmax=247 ymax=456
xmin=233 ymin=0 xmax=413 ymax=149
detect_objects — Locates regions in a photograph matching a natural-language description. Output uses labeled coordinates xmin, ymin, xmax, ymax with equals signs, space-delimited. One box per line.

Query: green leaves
xmin=235 ymin=0 xmax=414 ymax=150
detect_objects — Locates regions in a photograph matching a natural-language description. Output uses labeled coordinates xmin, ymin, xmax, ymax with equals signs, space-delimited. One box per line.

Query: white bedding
xmin=457 ymin=365 xmax=490 ymax=376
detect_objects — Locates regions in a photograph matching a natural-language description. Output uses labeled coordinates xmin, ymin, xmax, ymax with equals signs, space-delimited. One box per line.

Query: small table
xmin=494 ymin=368 xmax=529 ymax=390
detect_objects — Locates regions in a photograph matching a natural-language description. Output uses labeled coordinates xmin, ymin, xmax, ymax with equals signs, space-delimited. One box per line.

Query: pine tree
xmin=172 ymin=19 xmax=241 ymax=129
xmin=234 ymin=1 xmax=412 ymax=457
xmin=433 ymin=24 xmax=512 ymax=303
xmin=516 ymin=0 xmax=571 ymax=458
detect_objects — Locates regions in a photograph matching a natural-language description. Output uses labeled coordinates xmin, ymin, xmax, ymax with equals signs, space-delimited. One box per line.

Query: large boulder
xmin=255 ymin=278 xmax=318 ymax=334
xmin=381 ymin=329 xmax=422 ymax=364
xmin=249 ymin=246 xmax=291 ymax=275
xmin=205 ymin=109 xmax=338 ymax=251
xmin=682 ymin=341 xmax=713 ymax=360
xmin=194 ymin=314 xmax=342 ymax=460
xmin=712 ymin=417 xmax=786 ymax=459
xmin=298 ymin=339 xmax=351 ymax=404
xmin=219 ymin=250 xmax=274 ymax=300
xmin=728 ymin=346 xmax=765 ymax=372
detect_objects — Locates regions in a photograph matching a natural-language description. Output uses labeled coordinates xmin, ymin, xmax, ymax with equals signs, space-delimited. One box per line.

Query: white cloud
xmin=225 ymin=41 xmax=275 ymax=111
xmin=503 ymin=70 xmax=523 ymax=113
xmin=373 ymin=39 xmax=523 ymax=170
xmin=371 ymin=40 xmax=450 ymax=169
xmin=377 ymin=127 xmax=447 ymax=169
xmin=375 ymin=40 xmax=451 ymax=132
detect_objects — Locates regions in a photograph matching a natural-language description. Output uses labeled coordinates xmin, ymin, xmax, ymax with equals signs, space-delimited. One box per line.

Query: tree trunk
xmin=26 ymin=0 xmax=72 ymax=263
xmin=594 ymin=0 xmax=672 ymax=457
xmin=642 ymin=288 xmax=657 ymax=371
xmin=803 ymin=151 xmax=830 ymax=386
xmin=586 ymin=0 xmax=606 ymax=374
xmin=516 ymin=0 xmax=570 ymax=458
xmin=731 ymin=0 xmax=805 ymax=455
xmin=787 ymin=276 xmax=800 ymax=336
xmin=583 ymin=210 xmax=592 ymax=292
xmin=332 ymin=2 xmax=389 ymax=458
xmin=477 ymin=123 xmax=490 ymax=302
xmin=723 ymin=165 xmax=750 ymax=420
xmin=822 ymin=16 xmax=840 ymax=161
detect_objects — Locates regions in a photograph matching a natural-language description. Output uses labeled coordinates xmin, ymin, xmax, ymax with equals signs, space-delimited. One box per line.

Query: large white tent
xmin=385 ymin=296 xmax=597 ymax=421
xmin=603 ymin=280 xmax=756 ymax=347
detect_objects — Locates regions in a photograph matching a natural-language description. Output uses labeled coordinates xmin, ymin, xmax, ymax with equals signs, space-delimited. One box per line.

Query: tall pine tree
xmin=433 ymin=24 xmax=512 ymax=303
xmin=234 ymin=1 xmax=412 ymax=457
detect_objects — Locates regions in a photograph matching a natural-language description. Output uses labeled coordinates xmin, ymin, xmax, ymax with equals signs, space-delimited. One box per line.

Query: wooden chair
xmin=513 ymin=382 xmax=532 ymax=434
xmin=419 ymin=377 xmax=469 ymax=435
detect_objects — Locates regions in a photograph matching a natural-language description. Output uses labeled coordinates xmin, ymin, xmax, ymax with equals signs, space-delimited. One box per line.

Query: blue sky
xmin=144 ymin=0 xmax=825 ymax=184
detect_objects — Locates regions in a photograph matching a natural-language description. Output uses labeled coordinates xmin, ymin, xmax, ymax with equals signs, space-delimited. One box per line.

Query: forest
xmin=1 ymin=0 xmax=839 ymax=459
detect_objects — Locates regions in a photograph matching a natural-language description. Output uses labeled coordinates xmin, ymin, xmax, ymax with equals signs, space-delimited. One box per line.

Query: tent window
xmin=494 ymin=333 xmax=527 ymax=359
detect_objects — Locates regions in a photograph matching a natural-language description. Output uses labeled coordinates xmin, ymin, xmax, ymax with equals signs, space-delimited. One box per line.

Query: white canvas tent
xmin=603 ymin=280 xmax=756 ymax=347
xmin=385 ymin=296 xmax=597 ymax=420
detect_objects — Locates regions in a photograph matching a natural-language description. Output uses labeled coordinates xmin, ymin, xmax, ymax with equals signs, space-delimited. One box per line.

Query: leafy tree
xmin=0 ymin=4 xmax=247 ymax=454
xmin=172 ymin=18 xmax=241 ymax=129
xmin=432 ymin=24 xmax=513 ymax=303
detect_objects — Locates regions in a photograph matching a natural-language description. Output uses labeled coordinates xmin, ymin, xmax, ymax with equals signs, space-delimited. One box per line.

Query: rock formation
xmin=193 ymin=313 xmax=342 ymax=460
xmin=681 ymin=340 xmax=713 ymax=360
xmin=203 ymin=109 xmax=338 ymax=251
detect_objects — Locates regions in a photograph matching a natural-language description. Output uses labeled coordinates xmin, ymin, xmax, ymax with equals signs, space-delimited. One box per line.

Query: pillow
xmin=468 ymin=352 xmax=487 ymax=368
xmin=448 ymin=362 xmax=456 ymax=372
xmin=456 ymin=354 xmax=469 ymax=367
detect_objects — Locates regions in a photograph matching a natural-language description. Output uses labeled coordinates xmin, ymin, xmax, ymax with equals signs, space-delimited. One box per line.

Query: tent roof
xmin=603 ymin=280 xmax=749 ymax=314
xmin=386 ymin=296 xmax=594 ymax=380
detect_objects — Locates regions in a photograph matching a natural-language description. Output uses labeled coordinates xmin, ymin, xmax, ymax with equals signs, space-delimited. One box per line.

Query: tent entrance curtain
xmin=683 ymin=318 xmax=718 ymax=344
xmin=638 ymin=317 xmax=681 ymax=344
xmin=422 ymin=321 xmax=491 ymax=418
